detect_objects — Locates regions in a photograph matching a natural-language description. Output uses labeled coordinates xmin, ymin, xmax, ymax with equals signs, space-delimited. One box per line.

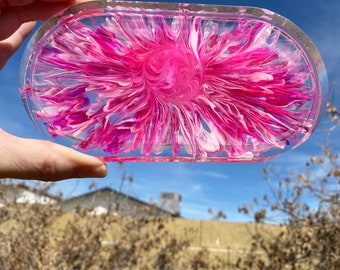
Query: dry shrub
xmin=233 ymin=102 xmax=340 ymax=270
xmin=236 ymin=149 xmax=340 ymax=270
xmin=0 ymin=182 xmax=223 ymax=270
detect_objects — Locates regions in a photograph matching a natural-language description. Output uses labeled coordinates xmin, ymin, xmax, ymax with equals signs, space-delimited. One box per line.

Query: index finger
xmin=0 ymin=21 xmax=35 ymax=70
xmin=0 ymin=1 xmax=70 ymax=40
xmin=0 ymin=0 xmax=88 ymax=8
xmin=0 ymin=0 xmax=71 ymax=8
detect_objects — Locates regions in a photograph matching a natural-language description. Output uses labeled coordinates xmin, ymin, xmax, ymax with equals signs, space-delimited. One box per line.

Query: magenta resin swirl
xmin=20 ymin=1 xmax=327 ymax=162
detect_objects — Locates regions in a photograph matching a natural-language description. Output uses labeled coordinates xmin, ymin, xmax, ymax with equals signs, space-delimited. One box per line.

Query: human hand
xmin=0 ymin=0 xmax=91 ymax=69
xmin=0 ymin=0 xmax=107 ymax=181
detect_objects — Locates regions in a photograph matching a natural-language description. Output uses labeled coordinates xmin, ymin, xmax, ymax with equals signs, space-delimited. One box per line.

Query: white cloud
xmin=194 ymin=169 xmax=229 ymax=180
xmin=190 ymin=184 xmax=202 ymax=193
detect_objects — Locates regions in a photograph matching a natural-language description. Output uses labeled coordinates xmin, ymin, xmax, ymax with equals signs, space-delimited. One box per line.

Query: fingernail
xmin=78 ymin=164 xmax=107 ymax=178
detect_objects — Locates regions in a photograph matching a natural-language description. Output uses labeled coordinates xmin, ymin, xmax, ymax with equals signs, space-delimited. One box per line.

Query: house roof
xmin=61 ymin=187 xmax=179 ymax=217
xmin=1 ymin=183 xmax=179 ymax=217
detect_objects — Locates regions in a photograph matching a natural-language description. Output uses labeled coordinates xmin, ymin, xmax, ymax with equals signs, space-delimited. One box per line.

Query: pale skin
xmin=0 ymin=0 xmax=108 ymax=181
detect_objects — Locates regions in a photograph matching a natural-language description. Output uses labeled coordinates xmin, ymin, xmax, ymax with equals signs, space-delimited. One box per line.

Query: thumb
xmin=0 ymin=129 xmax=107 ymax=181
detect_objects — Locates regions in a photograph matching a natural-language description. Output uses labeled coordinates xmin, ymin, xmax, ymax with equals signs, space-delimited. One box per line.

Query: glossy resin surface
xmin=20 ymin=1 xmax=328 ymax=162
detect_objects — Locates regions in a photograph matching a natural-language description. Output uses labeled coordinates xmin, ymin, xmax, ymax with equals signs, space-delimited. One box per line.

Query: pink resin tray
xmin=20 ymin=1 xmax=328 ymax=162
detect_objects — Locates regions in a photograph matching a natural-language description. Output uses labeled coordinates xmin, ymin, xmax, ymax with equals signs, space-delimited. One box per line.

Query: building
xmin=0 ymin=182 xmax=181 ymax=217
xmin=0 ymin=183 xmax=59 ymax=206
xmin=59 ymin=187 xmax=180 ymax=217
xmin=159 ymin=192 xmax=181 ymax=216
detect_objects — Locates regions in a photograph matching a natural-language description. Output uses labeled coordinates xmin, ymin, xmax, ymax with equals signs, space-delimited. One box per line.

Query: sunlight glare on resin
xmin=19 ymin=1 xmax=328 ymax=162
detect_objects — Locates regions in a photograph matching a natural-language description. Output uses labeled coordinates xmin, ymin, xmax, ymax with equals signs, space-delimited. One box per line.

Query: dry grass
xmin=0 ymin=210 xmax=285 ymax=269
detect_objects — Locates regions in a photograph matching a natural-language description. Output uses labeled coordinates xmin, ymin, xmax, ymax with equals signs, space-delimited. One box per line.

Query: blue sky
xmin=1 ymin=0 xmax=339 ymax=221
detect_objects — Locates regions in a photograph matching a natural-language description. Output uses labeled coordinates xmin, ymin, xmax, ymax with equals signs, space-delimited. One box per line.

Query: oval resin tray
xmin=20 ymin=1 xmax=328 ymax=162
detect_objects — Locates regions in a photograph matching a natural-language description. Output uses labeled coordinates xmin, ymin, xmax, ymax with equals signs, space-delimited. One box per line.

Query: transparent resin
xmin=20 ymin=1 xmax=328 ymax=162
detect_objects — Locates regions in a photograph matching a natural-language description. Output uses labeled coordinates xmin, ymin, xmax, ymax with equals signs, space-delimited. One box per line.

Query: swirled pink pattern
xmin=24 ymin=10 xmax=316 ymax=159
